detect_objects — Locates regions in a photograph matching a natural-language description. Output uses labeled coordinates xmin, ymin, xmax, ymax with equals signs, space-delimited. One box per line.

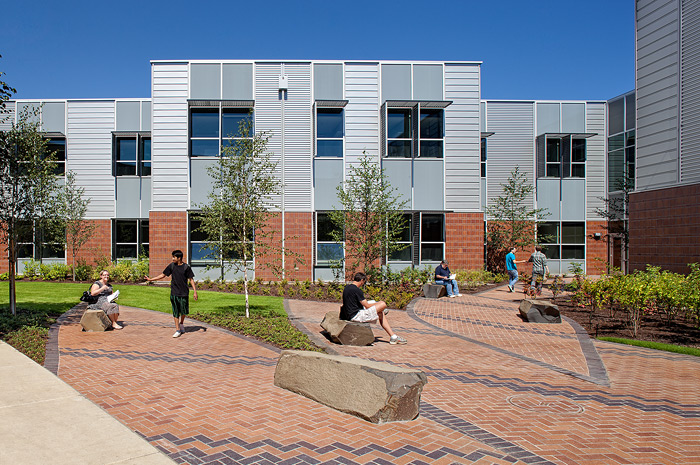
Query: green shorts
xmin=170 ymin=295 xmax=189 ymax=318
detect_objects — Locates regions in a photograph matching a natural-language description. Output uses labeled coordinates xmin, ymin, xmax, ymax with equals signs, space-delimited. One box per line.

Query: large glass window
xmin=316 ymin=108 xmax=344 ymax=157
xmin=45 ymin=138 xmax=65 ymax=176
xmin=537 ymin=221 xmax=585 ymax=260
xmin=419 ymin=109 xmax=444 ymax=158
xmin=546 ymin=138 xmax=560 ymax=177
xmin=113 ymin=219 xmax=149 ymax=260
xmin=387 ymin=109 xmax=412 ymax=158
xmin=190 ymin=107 xmax=254 ymax=157
xmin=480 ymin=138 xmax=487 ymax=178
xmin=421 ymin=213 xmax=444 ymax=262
xmin=388 ymin=213 xmax=412 ymax=262
xmin=571 ymin=138 xmax=586 ymax=178
xmin=316 ymin=213 xmax=344 ymax=266
xmin=114 ymin=135 xmax=151 ymax=176
xmin=16 ymin=222 xmax=65 ymax=260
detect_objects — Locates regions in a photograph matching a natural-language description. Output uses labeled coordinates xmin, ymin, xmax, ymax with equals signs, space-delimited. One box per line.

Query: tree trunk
xmin=8 ymin=236 xmax=17 ymax=316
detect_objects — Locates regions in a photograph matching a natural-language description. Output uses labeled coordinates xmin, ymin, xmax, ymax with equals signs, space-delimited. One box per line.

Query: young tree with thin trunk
xmin=328 ymin=153 xmax=408 ymax=280
xmin=56 ymin=171 xmax=96 ymax=281
xmin=0 ymin=108 xmax=63 ymax=315
xmin=485 ymin=166 xmax=549 ymax=273
xmin=195 ymin=119 xmax=300 ymax=317
xmin=595 ymin=175 xmax=634 ymax=273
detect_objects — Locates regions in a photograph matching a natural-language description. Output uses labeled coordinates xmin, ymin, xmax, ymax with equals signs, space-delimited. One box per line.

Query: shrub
xmin=74 ymin=260 xmax=93 ymax=281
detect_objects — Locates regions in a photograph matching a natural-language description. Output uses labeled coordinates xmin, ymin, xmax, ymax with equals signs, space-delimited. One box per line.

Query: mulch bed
xmin=552 ymin=295 xmax=700 ymax=348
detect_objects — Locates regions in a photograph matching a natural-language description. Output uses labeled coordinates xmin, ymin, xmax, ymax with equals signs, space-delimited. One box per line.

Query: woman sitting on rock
xmin=89 ymin=270 xmax=122 ymax=329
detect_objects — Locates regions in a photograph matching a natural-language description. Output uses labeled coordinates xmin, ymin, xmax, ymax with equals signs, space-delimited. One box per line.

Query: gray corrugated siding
xmin=66 ymin=100 xmax=115 ymax=218
xmin=636 ymin=0 xmax=680 ymax=190
xmin=254 ymin=62 xmax=283 ymax=209
xmin=151 ymin=63 xmax=189 ymax=210
xmin=0 ymin=101 xmax=15 ymax=130
xmin=345 ymin=62 xmax=380 ymax=175
xmin=444 ymin=64 xmax=481 ymax=212
xmin=485 ymin=101 xmax=535 ymax=214
xmin=282 ymin=63 xmax=312 ymax=211
xmin=586 ymin=102 xmax=606 ymax=218
xmin=681 ymin=0 xmax=700 ymax=182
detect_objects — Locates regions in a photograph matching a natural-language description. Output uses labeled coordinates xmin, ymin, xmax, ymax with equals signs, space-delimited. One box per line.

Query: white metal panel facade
xmin=282 ymin=63 xmax=312 ymax=211
xmin=635 ymin=0 xmax=680 ymax=190
xmin=680 ymin=0 xmax=700 ymax=183
xmin=485 ymin=101 xmax=535 ymax=214
xmin=0 ymin=101 xmax=15 ymax=130
xmin=66 ymin=100 xmax=115 ymax=218
xmin=345 ymin=62 xmax=380 ymax=175
xmin=254 ymin=62 xmax=283 ymax=209
xmin=445 ymin=63 xmax=481 ymax=212
xmin=586 ymin=102 xmax=606 ymax=218
xmin=151 ymin=62 xmax=189 ymax=210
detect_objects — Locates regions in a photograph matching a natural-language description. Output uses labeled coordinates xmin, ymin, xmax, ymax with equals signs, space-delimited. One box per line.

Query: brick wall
xmin=149 ymin=211 xmax=188 ymax=278
xmin=586 ymin=220 xmax=608 ymax=275
xmin=629 ymin=183 xmax=700 ymax=273
xmin=445 ymin=212 xmax=485 ymax=270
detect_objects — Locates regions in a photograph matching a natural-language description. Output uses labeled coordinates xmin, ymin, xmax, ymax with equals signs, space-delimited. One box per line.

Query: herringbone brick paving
xmin=51 ymin=283 xmax=700 ymax=464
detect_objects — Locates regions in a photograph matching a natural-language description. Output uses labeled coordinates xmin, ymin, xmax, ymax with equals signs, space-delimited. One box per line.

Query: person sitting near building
xmin=88 ymin=270 xmax=122 ymax=330
xmin=527 ymin=245 xmax=550 ymax=296
xmin=340 ymin=272 xmax=407 ymax=345
xmin=435 ymin=260 xmax=462 ymax=298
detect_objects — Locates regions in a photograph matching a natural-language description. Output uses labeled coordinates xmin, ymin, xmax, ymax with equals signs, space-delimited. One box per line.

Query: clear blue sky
xmin=1 ymin=0 xmax=634 ymax=101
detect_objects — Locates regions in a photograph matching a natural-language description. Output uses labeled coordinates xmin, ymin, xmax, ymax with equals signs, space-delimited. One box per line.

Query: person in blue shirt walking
xmin=505 ymin=247 xmax=525 ymax=292
xmin=435 ymin=260 xmax=462 ymax=298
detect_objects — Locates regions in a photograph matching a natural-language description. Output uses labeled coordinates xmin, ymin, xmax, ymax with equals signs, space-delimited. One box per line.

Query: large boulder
xmin=519 ymin=299 xmax=561 ymax=323
xmin=80 ymin=309 xmax=112 ymax=332
xmin=422 ymin=283 xmax=446 ymax=299
xmin=320 ymin=311 xmax=375 ymax=346
xmin=274 ymin=350 xmax=427 ymax=423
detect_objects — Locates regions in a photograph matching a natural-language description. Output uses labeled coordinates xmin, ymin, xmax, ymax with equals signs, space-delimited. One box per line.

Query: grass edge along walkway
xmin=0 ymin=282 xmax=321 ymax=364
xmin=597 ymin=336 xmax=700 ymax=357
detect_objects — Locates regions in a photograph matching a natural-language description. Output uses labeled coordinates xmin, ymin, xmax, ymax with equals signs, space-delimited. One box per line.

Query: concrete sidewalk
xmin=0 ymin=341 xmax=174 ymax=465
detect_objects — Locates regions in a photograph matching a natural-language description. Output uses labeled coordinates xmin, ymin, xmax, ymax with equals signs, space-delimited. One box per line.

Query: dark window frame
xmin=112 ymin=219 xmax=149 ymax=260
xmin=189 ymin=106 xmax=254 ymax=158
xmin=112 ymin=132 xmax=152 ymax=177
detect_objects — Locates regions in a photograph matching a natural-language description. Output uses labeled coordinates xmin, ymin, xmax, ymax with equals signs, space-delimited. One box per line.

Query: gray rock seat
xmin=320 ymin=311 xmax=375 ymax=346
xmin=519 ymin=299 xmax=561 ymax=323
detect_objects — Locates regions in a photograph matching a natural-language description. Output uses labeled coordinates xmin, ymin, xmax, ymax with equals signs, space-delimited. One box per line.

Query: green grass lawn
xmin=597 ymin=336 xmax=700 ymax=357
xmin=0 ymin=281 xmax=321 ymax=363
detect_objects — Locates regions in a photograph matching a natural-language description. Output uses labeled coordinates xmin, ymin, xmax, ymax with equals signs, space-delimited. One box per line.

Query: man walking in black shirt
xmin=146 ymin=250 xmax=198 ymax=338
xmin=340 ymin=272 xmax=407 ymax=344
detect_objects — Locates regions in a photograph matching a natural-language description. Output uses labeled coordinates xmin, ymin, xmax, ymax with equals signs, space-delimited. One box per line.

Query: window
xmin=113 ymin=134 xmax=151 ymax=176
xmin=45 ymin=138 xmax=65 ymax=176
xmin=480 ymin=138 xmax=487 ymax=178
xmin=388 ymin=213 xmax=412 ymax=262
xmin=571 ymin=138 xmax=586 ymax=178
xmin=190 ymin=107 xmax=253 ymax=157
xmin=387 ymin=109 xmax=412 ymax=158
xmin=537 ymin=221 xmax=585 ymax=260
xmin=385 ymin=107 xmax=444 ymax=159
xmin=15 ymin=222 xmax=65 ymax=260
xmin=113 ymin=219 xmax=149 ymax=260
xmin=316 ymin=213 xmax=344 ymax=266
xmin=546 ymin=138 xmax=560 ymax=177
xmin=420 ymin=213 xmax=444 ymax=262
xmin=419 ymin=109 xmax=444 ymax=158
xmin=316 ymin=108 xmax=344 ymax=157
xmin=189 ymin=216 xmax=216 ymax=264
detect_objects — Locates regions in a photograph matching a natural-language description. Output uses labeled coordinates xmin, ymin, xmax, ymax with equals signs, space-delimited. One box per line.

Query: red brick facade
xmin=586 ymin=220 xmax=608 ymax=275
xmin=629 ymin=183 xmax=700 ymax=273
xmin=255 ymin=212 xmax=313 ymax=281
xmin=149 ymin=211 xmax=188 ymax=278
xmin=66 ymin=220 xmax=112 ymax=268
xmin=445 ymin=212 xmax=485 ymax=270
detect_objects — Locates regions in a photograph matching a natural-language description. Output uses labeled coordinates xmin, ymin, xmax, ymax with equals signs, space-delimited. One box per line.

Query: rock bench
xmin=422 ymin=283 xmax=446 ymax=299
xmin=320 ymin=311 xmax=375 ymax=346
xmin=519 ymin=299 xmax=561 ymax=323
xmin=80 ymin=309 xmax=112 ymax=331
xmin=274 ymin=350 xmax=427 ymax=423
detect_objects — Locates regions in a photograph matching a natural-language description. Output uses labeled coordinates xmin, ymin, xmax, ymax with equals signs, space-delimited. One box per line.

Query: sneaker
xmin=382 ymin=308 xmax=389 ymax=315
xmin=180 ymin=324 xmax=186 ymax=333
xmin=449 ymin=294 xmax=456 ymax=298
xmin=172 ymin=331 xmax=182 ymax=338
xmin=390 ymin=335 xmax=407 ymax=345
xmin=508 ymin=285 xmax=513 ymax=292
xmin=456 ymin=294 xmax=463 ymax=297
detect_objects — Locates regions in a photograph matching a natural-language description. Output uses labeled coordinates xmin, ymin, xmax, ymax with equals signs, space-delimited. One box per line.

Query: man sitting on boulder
xmin=340 ymin=272 xmax=407 ymax=345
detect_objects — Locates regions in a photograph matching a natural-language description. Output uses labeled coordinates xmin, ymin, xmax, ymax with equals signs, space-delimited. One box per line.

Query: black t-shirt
xmin=340 ymin=284 xmax=365 ymax=321
xmin=163 ymin=262 xmax=194 ymax=297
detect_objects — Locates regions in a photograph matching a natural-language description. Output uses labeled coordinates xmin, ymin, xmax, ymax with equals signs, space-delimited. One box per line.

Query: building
xmin=630 ymin=0 xmax=700 ymax=273
xmin=0 ymin=60 xmax=614 ymax=280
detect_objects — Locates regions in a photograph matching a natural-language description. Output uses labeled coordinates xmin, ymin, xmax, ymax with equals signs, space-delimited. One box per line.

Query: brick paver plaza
xmin=49 ymin=285 xmax=700 ymax=464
